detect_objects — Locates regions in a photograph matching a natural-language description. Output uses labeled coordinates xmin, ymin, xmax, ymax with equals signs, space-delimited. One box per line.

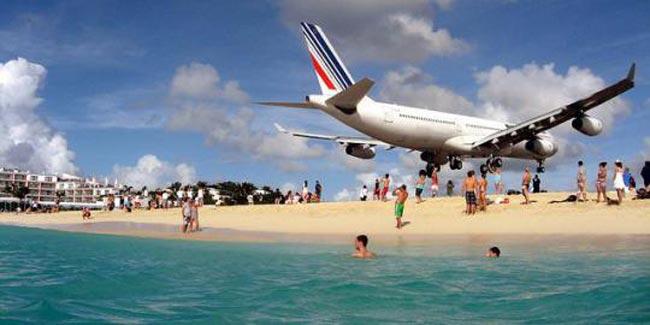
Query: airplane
xmin=260 ymin=22 xmax=635 ymax=176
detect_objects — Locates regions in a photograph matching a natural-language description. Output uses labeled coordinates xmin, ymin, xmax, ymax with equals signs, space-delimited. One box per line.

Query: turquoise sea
xmin=1 ymin=225 xmax=649 ymax=323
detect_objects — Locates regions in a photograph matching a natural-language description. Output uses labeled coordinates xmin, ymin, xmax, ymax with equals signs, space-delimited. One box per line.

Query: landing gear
xmin=482 ymin=156 xmax=504 ymax=174
xmin=449 ymin=156 xmax=463 ymax=170
xmin=536 ymin=160 xmax=546 ymax=173
xmin=426 ymin=162 xmax=441 ymax=176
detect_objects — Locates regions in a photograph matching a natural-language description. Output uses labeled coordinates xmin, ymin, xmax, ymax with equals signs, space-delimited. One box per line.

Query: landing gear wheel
xmin=480 ymin=164 xmax=489 ymax=175
xmin=493 ymin=157 xmax=503 ymax=168
xmin=425 ymin=163 xmax=440 ymax=177
xmin=450 ymin=157 xmax=463 ymax=170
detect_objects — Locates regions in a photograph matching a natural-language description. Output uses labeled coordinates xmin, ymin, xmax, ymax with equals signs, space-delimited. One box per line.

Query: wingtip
xmin=627 ymin=63 xmax=636 ymax=81
xmin=273 ymin=123 xmax=287 ymax=133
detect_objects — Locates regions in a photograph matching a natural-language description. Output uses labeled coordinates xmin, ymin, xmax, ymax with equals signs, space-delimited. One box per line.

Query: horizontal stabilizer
xmin=256 ymin=101 xmax=317 ymax=109
xmin=326 ymin=78 xmax=374 ymax=111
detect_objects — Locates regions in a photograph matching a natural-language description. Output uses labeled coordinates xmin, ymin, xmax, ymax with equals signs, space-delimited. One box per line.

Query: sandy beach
xmin=1 ymin=192 xmax=649 ymax=243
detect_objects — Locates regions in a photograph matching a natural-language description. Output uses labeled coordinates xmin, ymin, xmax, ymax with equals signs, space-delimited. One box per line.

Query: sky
xmin=0 ymin=0 xmax=649 ymax=200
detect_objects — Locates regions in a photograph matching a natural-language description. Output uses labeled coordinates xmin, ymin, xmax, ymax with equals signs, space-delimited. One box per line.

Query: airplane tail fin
xmin=300 ymin=22 xmax=355 ymax=96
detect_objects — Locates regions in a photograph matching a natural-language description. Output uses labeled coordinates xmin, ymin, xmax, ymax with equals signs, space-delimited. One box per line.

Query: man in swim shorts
xmin=393 ymin=184 xmax=408 ymax=229
xmin=352 ymin=234 xmax=375 ymax=259
xmin=463 ymin=170 xmax=478 ymax=215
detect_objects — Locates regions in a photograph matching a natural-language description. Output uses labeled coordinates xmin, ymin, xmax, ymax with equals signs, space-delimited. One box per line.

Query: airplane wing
xmin=274 ymin=123 xmax=391 ymax=148
xmin=472 ymin=63 xmax=635 ymax=150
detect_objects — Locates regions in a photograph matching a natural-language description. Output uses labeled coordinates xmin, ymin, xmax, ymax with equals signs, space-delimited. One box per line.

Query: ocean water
xmin=1 ymin=226 xmax=649 ymax=323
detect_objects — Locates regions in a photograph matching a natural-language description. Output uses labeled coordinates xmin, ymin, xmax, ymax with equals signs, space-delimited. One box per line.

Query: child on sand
xmin=463 ymin=171 xmax=478 ymax=215
xmin=393 ymin=185 xmax=408 ymax=229
xmin=430 ymin=169 xmax=439 ymax=197
xmin=415 ymin=170 xmax=426 ymax=203
xmin=352 ymin=234 xmax=375 ymax=259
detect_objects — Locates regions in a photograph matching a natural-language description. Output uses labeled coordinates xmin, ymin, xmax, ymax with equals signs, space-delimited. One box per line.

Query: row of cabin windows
xmin=399 ymin=114 xmax=455 ymax=125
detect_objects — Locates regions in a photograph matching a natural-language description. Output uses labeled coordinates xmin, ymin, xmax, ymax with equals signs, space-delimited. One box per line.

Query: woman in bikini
xmin=478 ymin=173 xmax=488 ymax=212
xmin=596 ymin=162 xmax=608 ymax=203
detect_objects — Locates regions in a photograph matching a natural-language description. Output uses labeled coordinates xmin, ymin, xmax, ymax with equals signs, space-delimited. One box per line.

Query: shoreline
xmin=1 ymin=192 xmax=649 ymax=244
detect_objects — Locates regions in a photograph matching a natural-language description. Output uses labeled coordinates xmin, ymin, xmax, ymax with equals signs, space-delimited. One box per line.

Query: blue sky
xmin=0 ymin=0 xmax=648 ymax=199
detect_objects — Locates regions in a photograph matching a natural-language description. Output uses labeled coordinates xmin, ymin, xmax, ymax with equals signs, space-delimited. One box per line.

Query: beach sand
xmin=1 ymin=192 xmax=649 ymax=243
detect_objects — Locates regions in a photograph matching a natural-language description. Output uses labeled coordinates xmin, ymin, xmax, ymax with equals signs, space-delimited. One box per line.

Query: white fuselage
xmin=309 ymin=95 xmax=556 ymax=161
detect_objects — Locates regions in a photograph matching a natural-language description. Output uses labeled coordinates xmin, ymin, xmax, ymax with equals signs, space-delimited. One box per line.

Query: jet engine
xmin=345 ymin=144 xmax=376 ymax=159
xmin=524 ymin=138 xmax=557 ymax=157
xmin=571 ymin=115 xmax=603 ymax=136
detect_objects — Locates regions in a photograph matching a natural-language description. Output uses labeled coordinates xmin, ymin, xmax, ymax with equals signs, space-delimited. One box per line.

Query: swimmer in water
xmin=486 ymin=246 xmax=501 ymax=258
xmin=352 ymin=234 xmax=375 ymax=259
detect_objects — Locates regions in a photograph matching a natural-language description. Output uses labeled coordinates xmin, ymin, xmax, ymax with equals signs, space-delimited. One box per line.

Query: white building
xmin=0 ymin=168 xmax=58 ymax=202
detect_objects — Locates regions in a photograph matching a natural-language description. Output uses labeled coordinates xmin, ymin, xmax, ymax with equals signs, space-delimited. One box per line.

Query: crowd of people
xmin=273 ymin=180 xmax=323 ymax=205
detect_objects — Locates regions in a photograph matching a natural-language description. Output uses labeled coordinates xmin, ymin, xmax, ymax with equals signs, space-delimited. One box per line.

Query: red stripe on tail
xmin=310 ymin=54 xmax=335 ymax=90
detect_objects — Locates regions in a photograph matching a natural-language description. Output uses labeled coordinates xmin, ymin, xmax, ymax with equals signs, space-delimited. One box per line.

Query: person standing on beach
xmin=190 ymin=199 xmax=200 ymax=232
xmin=430 ymin=169 xmax=439 ymax=198
xmin=521 ymin=167 xmax=532 ymax=204
xmin=641 ymin=161 xmax=650 ymax=189
xmin=577 ymin=161 xmax=587 ymax=202
xmin=393 ymin=185 xmax=408 ymax=229
xmin=302 ymin=181 xmax=309 ymax=201
xmin=532 ymin=174 xmax=541 ymax=193
xmin=373 ymin=179 xmax=380 ymax=200
xmin=478 ymin=173 xmax=488 ymax=212
xmin=494 ymin=168 xmax=504 ymax=194
xmin=447 ymin=180 xmax=455 ymax=197
xmin=613 ymin=160 xmax=626 ymax=204
xmin=415 ymin=170 xmax=426 ymax=203
xmin=381 ymin=174 xmax=391 ymax=201
xmin=181 ymin=197 xmax=191 ymax=233
xmin=352 ymin=235 xmax=375 ymax=259
xmin=596 ymin=162 xmax=608 ymax=203
xmin=315 ymin=181 xmax=322 ymax=202
xmin=463 ymin=171 xmax=478 ymax=215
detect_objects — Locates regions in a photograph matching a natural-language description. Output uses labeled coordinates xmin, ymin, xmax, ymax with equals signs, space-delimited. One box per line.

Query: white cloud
xmin=334 ymin=188 xmax=352 ymax=201
xmin=0 ymin=57 xmax=77 ymax=174
xmin=170 ymin=62 xmax=248 ymax=103
xmin=278 ymin=0 xmax=468 ymax=63
xmin=112 ymin=154 xmax=196 ymax=189
xmin=380 ymin=65 xmax=474 ymax=114
xmin=166 ymin=63 xmax=326 ymax=171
